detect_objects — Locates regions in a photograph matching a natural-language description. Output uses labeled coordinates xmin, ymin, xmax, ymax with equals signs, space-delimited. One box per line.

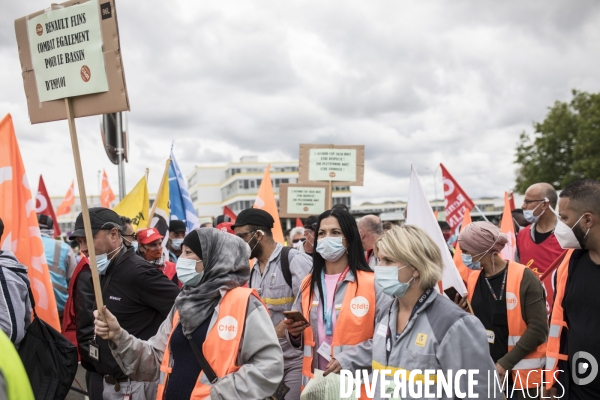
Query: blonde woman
xmin=371 ymin=225 xmax=500 ymax=400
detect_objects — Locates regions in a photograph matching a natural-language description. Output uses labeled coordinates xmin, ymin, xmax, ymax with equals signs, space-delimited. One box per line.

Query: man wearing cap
xmin=136 ymin=227 xmax=178 ymax=286
xmin=438 ymin=220 xmax=456 ymax=255
xmin=167 ymin=220 xmax=186 ymax=263
xmin=37 ymin=214 xmax=78 ymax=317
xmin=299 ymin=215 xmax=318 ymax=256
xmin=232 ymin=208 xmax=312 ymax=400
xmin=70 ymin=207 xmax=180 ymax=400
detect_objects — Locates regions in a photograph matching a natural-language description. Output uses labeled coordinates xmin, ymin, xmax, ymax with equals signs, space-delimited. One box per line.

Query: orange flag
xmin=253 ymin=165 xmax=284 ymax=244
xmin=452 ymin=208 xmax=472 ymax=282
xmin=0 ymin=114 xmax=60 ymax=330
xmin=100 ymin=170 xmax=115 ymax=208
xmin=56 ymin=181 xmax=75 ymax=216
xmin=500 ymin=191 xmax=516 ymax=261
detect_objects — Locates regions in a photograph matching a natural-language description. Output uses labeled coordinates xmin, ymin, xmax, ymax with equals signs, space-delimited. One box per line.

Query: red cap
xmin=215 ymin=222 xmax=235 ymax=235
xmin=136 ymin=228 xmax=164 ymax=245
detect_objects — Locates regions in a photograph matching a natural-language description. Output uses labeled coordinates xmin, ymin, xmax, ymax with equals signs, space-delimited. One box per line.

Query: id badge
xmin=317 ymin=342 xmax=332 ymax=362
xmin=486 ymin=329 xmax=495 ymax=344
xmin=89 ymin=342 xmax=100 ymax=361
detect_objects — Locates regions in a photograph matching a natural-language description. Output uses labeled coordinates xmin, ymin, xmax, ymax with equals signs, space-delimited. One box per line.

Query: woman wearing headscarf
xmin=370 ymin=225 xmax=499 ymax=399
xmin=458 ymin=221 xmax=548 ymax=400
xmin=285 ymin=209 xmax=384 ymax=397
xmin=93 ymin=228 xmax=283 ymax=399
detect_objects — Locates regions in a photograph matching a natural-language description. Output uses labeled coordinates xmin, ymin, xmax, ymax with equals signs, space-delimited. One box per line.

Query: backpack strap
xmin=280 ymin=247 xmax=292 ymax=289
xmin=186 ymin=334 xmax=218 ymax=384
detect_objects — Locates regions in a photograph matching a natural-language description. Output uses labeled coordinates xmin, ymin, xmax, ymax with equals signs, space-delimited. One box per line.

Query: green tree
xmin=515 ymin=90 xmax=600 ymax=192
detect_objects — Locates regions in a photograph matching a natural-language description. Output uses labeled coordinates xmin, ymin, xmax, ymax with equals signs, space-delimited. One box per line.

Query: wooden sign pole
xmin=148 ymin=158 xmax=171 ymax=223
xmin=328 ymin=180 xmax=333 ymax=209
xmin=65 ymin=97 xmax=105 ymax=321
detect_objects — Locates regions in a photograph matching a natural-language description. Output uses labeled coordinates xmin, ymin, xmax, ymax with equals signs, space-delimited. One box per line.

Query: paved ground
xmin=65 ymin=364 xmax=88 ymax=400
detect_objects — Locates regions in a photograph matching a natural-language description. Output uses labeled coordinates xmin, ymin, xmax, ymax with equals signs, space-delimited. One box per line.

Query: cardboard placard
xmin=279 ymin=183 xmax=331 ymax=218
xmin=15 ymin=0 xmax=129 ymax=123
xmin=298 ymin=144 xmax=364 ymax=186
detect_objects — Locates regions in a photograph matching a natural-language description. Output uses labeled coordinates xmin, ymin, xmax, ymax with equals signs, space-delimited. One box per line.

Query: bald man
xmin=358 ymin=214 xmax=384 ymax=268
xmin=516 ymin=182 xmax=564 ymax=275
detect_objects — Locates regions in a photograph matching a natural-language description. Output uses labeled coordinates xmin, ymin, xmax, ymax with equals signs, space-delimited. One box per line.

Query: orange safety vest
xmin=300 ymin=270 xmax=375 ymax=396
xmin=467 ymin=262 xmax=547 ymax=389
xmin=545 ymin=249 xmax=574 ymax=390
xmin=156 ymin=287 xmax=264 ymax=399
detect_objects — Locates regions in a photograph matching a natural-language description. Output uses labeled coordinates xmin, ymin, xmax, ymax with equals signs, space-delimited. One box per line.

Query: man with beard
xmin=547 ymin=179 xmax=600 ymax=400
xmin=232 ymin=209 xmax=312 ymax=400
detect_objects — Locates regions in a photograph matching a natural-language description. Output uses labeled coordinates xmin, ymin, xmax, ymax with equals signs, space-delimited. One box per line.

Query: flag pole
xmin=473 ymin=205 xmax=490 ymax=222
xmin=148 ymin=159 xmax=171 ymax=224
xmin=65 ymin=98 xmax=105 ymax=322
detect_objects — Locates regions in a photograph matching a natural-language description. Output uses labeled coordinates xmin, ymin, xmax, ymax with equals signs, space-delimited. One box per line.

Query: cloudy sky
xmin=2 ymin=0 xmax=600 ymax=207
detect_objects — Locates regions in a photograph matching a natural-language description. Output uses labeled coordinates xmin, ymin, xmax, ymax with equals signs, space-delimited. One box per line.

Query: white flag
xmin=406 ymin=166 xmax=467 ymax=295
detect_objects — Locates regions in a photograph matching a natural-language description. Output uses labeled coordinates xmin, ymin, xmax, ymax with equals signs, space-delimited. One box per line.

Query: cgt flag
xmin=36 ymin=175 xmax=61 ymax=237
xmin=440 ymin=163 xmax=475 ymax=231
xmin=223 ymin=205 xmax=237 ymax=223
xmin=56 ymin=180 xmax=75 ymax=216
xmin=254 ymin=165 xmax=284 ymax=244
xmin=407 ymin=166 xmax=467 ymax=295
xmin=100 ymin=170 xmax=116 ymax=208
xmin=113 ymin=175 xmax=149 ymax=231
xmin=0 ymin=114 xmax=60 ymax=330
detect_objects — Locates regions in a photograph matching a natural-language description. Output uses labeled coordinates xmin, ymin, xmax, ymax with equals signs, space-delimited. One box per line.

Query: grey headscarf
xmin=174 ymin=228 xmax=251 ymax=335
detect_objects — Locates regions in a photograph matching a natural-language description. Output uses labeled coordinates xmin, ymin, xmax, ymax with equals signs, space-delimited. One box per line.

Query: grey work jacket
xmin=250 ymin=243 xmax=312 ymax=364
xmin=108 ymin=291 xmax=283 ymax=400
xmin=371 ymin=290 xmax=502 ymax=400
xmin=288 ymin=270 xmax=390 ymax=387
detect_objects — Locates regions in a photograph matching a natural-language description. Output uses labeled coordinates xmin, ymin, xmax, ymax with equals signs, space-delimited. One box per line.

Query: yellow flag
xmin=113 ymin=175 xmax=149 ymax=230
xmin=253 ymin=165 xmax=284 ymax=244
xmin=149 ymin=159 xmax=170 ymax=237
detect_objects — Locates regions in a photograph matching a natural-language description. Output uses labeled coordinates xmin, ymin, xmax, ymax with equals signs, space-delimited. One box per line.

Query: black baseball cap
xmin=69 ymin=207 xmax=122 ymax=240
xmin=37 ymin=214 xmax=53 ymax=229
xmin=169 ymin=219 xmax=187 ymax=233
xmin=231 ymin=208 xmax=274 ymax=229
xmin=438 ymin=221 xmax=451 ymax=230
xmin=213 ymin=214 xmax=231 ymax=227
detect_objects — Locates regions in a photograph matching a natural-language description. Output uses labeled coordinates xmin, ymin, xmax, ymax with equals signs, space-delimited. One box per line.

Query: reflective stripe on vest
xmin=467 ymin=262 xmax=547 ymax=389
xmin=156 ymin=287 xmax=263 ymax=399
xmin=300 ymin=270 xmax=376 ymax=392
xmin=544 ymin=249 xmax=574 ymax=389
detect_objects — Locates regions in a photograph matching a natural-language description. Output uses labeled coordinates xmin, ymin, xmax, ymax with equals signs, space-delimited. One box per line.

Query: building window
xmin=250 ymin=180 xmax=255 ymax=189
xmin=281 ymin=178 xmax=288 ymax=184
xmin=243 ymin=180 xmax=249 ymax=189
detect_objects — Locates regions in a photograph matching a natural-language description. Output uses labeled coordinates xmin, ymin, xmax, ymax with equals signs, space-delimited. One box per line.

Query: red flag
xmin=499 ymin=192 xmax=517 ymax=261
xmin=56 ymin=181 xmax=75 ymax=216
xmin=296 ymin=218 xmax=303 ymax=228
xmin=440 ymin=163 xmax=475 ymax=231
xmin=100 ymin=170 xmax=115 ymax=208
xmin=0 ymin=114 xmax=60 ymax=330
xmin=539 ymin=250 xmax=570 ymax=320
xmin=36 ymin=175 xmax=61 ymax=237
xmin=508 ymin=191 xmax=516 ymax=211
xmin=223 ymin=205 xmax=237 ymax=223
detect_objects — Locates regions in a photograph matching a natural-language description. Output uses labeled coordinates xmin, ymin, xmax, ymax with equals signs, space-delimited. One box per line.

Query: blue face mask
xmin=461 ymin=253 xmax=482 ymax=270
xmin=316 ymin=237 xmax=346 ymax=262
xmin=171 ymin=238 xmax=184 ymax=251
xmin=374 ymin=266 xmax=414 ymax=298
xmin=176 ymin=257 xmax=204 ymax=286
xmin=95 ymin=246 xmax=122 ymax=275
xmin=132 ymin=241 xmax=138 ymax=252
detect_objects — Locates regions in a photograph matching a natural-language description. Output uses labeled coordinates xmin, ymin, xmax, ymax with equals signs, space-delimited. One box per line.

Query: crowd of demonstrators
xmin=232 ymin=209 xmax=312 ymax=400
xmin=38 ymin=214 xmax=78 ymax=319
xmin=372 ymin=225 xmax=501 ymax=399
xmin=516 ymin=183 xmax=564 ymax=276
xmin=167 ymin=220 xmax=186 ymax=263
xmin=285 ymin=209 xmax=383 ymax=397
xmin=0 ymin=217 xmax=32 ymax=347
xmin=357 ymin=214 xmax=384 ymax=267
xmin=94 ymin=228 xmax=284 ymax=399
xmin=70 ymin=208 xmax=180 ymax=400
xmin=457 ymin=221 xmax=548 ymax=400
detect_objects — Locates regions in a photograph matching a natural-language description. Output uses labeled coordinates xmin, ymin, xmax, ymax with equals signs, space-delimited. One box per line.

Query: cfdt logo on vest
xmin=217 ymin=316 xmax=238 ymax=341
xmin=350 ymin=296 xmax=369 ymax=317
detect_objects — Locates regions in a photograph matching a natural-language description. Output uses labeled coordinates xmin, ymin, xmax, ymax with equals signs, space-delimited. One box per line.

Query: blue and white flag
xmin=169 ymin=146 xmax=198 ymax=231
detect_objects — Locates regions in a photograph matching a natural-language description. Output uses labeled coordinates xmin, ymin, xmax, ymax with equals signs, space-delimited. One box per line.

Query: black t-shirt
xmin=472 ymin=265 xmax=509 ymax=363
xmin=564 ymin=251 xmax=600 ymax=399
xmin=533 ymin=227 xmax=553 ymax=243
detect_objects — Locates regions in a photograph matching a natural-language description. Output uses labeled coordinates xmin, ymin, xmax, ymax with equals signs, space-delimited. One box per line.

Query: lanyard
xmin=320 ymin=266 xmax=350 ymax=337
xmin=484 ymin=265 xmax=508 ymax=301
xmin=385 ymin=287 xmax=434 ymax=365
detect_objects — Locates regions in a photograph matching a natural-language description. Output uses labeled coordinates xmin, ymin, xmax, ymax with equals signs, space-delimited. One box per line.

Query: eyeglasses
xmin=523 ymin=199 xmax=546 ymax=205
xmin=292 ymin=238 xmax=306 ymax=244
xmin=235 ymin=230 xmax=256 ymax=239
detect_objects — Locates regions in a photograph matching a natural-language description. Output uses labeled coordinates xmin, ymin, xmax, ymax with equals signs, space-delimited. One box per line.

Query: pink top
xmin=317 ymin=273 xmax=341 ymax=370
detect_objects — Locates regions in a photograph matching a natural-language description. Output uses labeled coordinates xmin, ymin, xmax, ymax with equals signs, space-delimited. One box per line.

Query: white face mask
xmin=554 ymin=214 xmax=587 ymax=249
xmin=316 ymin=237 xmax=346 ymax=262
xmin=523 ymin=200 xmax=547 ymax=224
xmin=171 ymin=238 xmax=184 ymax=251
xmin=176 ymin=257 xmax=203 ymax=286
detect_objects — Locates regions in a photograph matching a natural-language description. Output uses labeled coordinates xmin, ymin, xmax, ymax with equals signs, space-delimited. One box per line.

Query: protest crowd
xmin=1 ymin=157 xmax=600 ymax=400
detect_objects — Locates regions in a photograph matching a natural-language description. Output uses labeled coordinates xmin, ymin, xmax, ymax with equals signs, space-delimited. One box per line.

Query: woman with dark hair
xmin=285 ymin=209 xmax=384 ymax=396
xmin=93 ymin=228 xmax=284 ymax=399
